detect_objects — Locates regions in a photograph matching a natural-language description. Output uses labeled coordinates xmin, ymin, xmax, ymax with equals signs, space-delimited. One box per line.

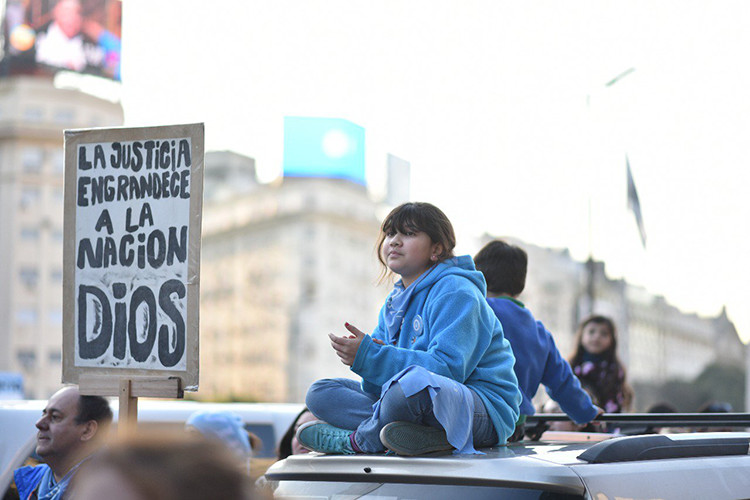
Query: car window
xmin=245 ymin=423 xmax=276 ymax=458
xmin=128 ymin=421 xmax=278 ymax=458
xmin=271 ymin=481 xmax=584 ymax=500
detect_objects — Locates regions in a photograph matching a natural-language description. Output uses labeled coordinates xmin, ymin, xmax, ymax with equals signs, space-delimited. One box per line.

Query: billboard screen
xmin=2 ymin=0 xmax=121 ymax=81
xmin=283 ymin=116 xmax=366 ymax=185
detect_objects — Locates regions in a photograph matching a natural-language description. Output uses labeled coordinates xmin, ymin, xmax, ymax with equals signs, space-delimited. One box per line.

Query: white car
xmin=264 ymin=414 xmax=750 ymax=499
xmin=0 ymin=398 xmax=305 ymax=495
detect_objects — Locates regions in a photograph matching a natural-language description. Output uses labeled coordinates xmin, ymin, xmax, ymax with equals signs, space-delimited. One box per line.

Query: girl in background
xmin=568 ymin=315 xmax=633 ymax=413
xmin=299 ymin=202 xmax=520 ymax=456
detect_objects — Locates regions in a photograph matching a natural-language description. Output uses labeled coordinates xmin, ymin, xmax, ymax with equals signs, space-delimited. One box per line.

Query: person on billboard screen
xmin=34 ymin=0 xmax=112 ymax=77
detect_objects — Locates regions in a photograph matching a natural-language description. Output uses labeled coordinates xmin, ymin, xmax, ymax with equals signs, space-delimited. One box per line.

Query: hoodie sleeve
xmin=351 ymin=278 xmax=492 ymax=390
xmin=538 ymin=321 xmax=599 ymax=424
xmin=359 ymin=312 xmax=388 ymax=395
xmin=369 ymin=305 xmax=388 ymax=343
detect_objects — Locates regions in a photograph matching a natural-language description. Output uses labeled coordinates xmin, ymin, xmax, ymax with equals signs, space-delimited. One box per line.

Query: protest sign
xmin=62 ymin=123 xmax=203 ymax=393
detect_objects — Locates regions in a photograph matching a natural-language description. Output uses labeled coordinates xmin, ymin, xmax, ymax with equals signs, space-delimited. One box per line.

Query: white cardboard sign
xmin=62 ymin=123 xmax=204 ymax=391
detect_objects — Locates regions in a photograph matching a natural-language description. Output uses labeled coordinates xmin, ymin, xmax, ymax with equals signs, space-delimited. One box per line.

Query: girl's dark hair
xmin=569 ymin=315 xmax=619 ymax=366
xmin=376 ymin=202 xmax=456 ymax=280
xmin=277 ymin=408 xmax=310 ymax=460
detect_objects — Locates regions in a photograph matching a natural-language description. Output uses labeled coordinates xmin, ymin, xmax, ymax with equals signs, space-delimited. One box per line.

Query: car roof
xmin=267 ymin=446 xmax=589 ymax=495
xmin=265 ymin=431 xmax=750 ymax=498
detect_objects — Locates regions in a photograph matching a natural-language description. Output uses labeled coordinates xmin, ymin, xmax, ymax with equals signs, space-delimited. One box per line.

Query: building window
xmin=48 ymin=350 xmax=62 ymax=364
xmin=16 ymin=308 xmax=37 ymax=325
xmin=51 ymin=269 xmax=63 ymax=283
xmin=24 ymin=107 xmax=43 ymax=122
xmin=53 ymin=108 xmax=75 ymax=124
xmin=53 ymin=187 xmax=64 ymax=204
xmin=52 ymin=150 xmax=65 ymax=173
xmin=20 ymin=227 xmax=40 ymax=240
xmin=302 ymin=281 xmax=316 ymax=301
xmin=19 ymin=267 xmax=38 ymax=289
xmin=17 ymin=350 xmax=36 ymax=371
xmin=22 ymin=147 xmax=44 ymax=173
xmin=48 ymin=310 xmax=62 ymax=326
xmin=19 ymin=187 xmax=40 ymax=209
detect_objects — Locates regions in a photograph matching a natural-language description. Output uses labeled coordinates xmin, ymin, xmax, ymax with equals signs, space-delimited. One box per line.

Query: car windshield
xmin=271 ymin=480 xmax=583 ymax=500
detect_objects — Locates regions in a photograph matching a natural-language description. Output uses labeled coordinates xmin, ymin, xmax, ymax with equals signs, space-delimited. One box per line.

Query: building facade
xmin=199 ymin=161 xmax=387 ymax=402
xmin=482 ymin=235 xmax=746 ymax=410
xmin=2 ymin=75 xmax=744 ymax=407
xmin=0 ymin=76 xmax=123 ymax=398
xmin=0 ymin=80 xmax=387 ymax=401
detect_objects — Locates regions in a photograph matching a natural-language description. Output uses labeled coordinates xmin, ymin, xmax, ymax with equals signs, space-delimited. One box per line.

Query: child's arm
xmin=350 ymin=281 xmax=492 ymax=389
xmin=327 ymin=323 xmax=385 ymax=395
xmin=538 ymin=322 xmax=599 ymax=424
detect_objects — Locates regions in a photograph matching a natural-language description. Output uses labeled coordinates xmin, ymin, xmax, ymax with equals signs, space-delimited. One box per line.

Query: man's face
xmin=35 ymin=387 xmax=88 ymax=460
xmin=54 ymin=0 xmax=83 ymax=39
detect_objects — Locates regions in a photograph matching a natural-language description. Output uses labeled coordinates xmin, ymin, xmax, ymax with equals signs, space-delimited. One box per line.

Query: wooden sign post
xmin=61 ymin=124 xmax=204 ymax=432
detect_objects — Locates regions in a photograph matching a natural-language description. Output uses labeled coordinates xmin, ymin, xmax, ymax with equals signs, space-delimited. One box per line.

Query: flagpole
xmin=583 ymin=68 xmax=636 ymax=317
xmin=586 ymin=198 xmax=594 ymax=316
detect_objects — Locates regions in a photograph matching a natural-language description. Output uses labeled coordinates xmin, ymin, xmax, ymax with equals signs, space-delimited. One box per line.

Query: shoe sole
xmin=296 ymin=419 xmax=325 ymax=452
xmin=380 ymin=421 xmax=454 ymax=456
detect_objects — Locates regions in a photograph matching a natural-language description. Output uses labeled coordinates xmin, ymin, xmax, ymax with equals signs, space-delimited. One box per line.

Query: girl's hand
xmin=346 ymin=323 xmax=386 ymax=345
xmin=329 ymin=322 xmax=366 ymax=366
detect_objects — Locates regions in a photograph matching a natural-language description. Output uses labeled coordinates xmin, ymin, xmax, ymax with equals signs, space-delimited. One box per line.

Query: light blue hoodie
xmin=351 ymin=255 xmax=521 ymax=443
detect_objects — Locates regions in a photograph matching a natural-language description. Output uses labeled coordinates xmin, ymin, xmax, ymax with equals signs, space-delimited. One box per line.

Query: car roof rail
xmin=523 ymin=413 xmax=750 ymax=439
xmin=527 ymin=412 xmax=750 ymax=428
xmin=577 ymin=433 xmax=750 ymax=463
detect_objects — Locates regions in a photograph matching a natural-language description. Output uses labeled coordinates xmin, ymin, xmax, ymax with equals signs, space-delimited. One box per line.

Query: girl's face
xmin=381 ymin=228 xmax=442 ymax=288
xmin=581 ymin=321 xmax=613 ymax=355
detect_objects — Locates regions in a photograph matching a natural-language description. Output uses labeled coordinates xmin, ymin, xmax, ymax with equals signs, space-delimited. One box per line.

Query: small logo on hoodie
xmin=412 ymin=315 xmax=423 ymax=336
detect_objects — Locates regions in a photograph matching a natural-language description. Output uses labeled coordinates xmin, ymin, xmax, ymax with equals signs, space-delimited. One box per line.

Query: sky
xmin=77 ymin=1 xmax=750 ymax=342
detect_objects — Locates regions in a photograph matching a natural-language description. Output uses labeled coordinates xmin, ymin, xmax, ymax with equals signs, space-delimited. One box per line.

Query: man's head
xmin=185 ymin=410 xmax=252 ymax=473
xmin=52 ymin=0 xmax=84 ymax=39
xmin=474 ymin=240 xmax=528 ymax=297
xmin=35 ymin=386 xmax=112 ymax=476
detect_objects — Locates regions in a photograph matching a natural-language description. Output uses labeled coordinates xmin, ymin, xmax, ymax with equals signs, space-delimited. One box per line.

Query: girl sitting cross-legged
xmin=297 ymin=202 xmax=521 ymax=456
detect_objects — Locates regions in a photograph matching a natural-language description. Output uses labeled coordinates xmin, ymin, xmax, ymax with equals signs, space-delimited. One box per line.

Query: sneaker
xmin=379 ymin=421 xmax=454 ymax=456
xmin=296 ymin=421 xmax=356 ymax=455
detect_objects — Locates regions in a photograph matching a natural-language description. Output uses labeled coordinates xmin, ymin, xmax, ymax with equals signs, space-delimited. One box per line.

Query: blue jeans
xmin=305 ymin=377 xmax=498 ymax=453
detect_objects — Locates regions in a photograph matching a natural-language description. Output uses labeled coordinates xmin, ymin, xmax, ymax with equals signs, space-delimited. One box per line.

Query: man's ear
xmin=80 ymin=420 xmax=99 ymax=442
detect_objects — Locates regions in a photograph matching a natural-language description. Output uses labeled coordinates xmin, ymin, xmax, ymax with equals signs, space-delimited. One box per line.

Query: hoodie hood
xmin=412 ymin=255 xmax=487 ymax=296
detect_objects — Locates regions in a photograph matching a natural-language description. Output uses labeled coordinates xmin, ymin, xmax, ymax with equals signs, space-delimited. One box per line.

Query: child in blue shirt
xmin=299 ymin=203 xmax=521 ymax=456
xmin=474 ymin=240 xmax=601 ymax=437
